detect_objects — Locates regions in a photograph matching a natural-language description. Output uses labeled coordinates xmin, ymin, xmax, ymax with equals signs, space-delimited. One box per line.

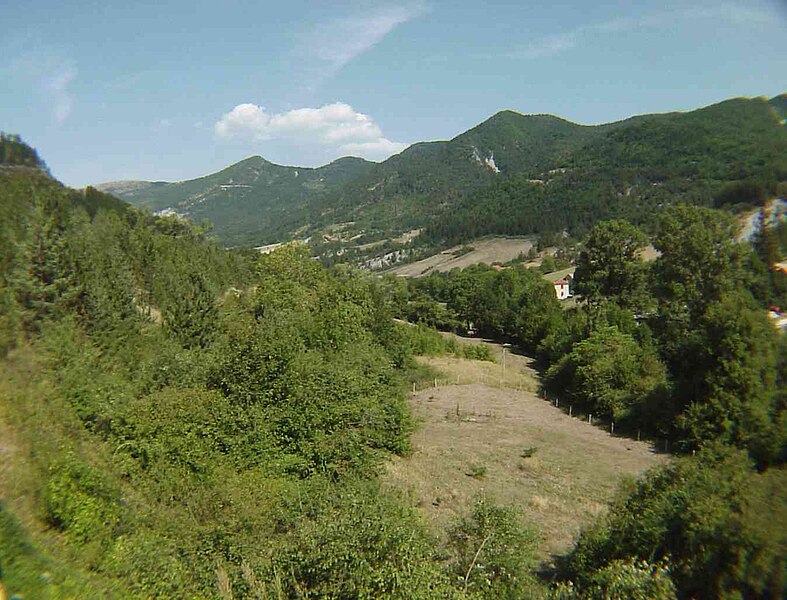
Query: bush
xmin=267 ymin=482 xmax=458 ymax=599
xmin=560 ymin=445 xmax=786 ymax=599
xmin=42 ymin=456 xmax=124 ymax=543
xmin=446 ymin=497 xmax=543 ymax=599
xmin=551 ymin=559 xmax=676 ymax=599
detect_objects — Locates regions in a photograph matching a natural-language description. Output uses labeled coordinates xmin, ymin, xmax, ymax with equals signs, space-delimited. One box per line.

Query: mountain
xmin=424 ymin=96 xmax=786 ymax=245
xmin=98 ymin=155 xmax=374 ymax=246
xmin=98 ymin=94 xmax=786 ymax=250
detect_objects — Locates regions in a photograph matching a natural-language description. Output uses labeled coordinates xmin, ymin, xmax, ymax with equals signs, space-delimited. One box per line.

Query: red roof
xmin=553 ymin=278 xmax=568 ymax=285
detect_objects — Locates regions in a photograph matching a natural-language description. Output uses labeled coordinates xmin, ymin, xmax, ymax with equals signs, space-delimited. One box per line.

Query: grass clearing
xmin=388 ymin=236 xmax=535 ymax=277
xmin=385 ymin=340 xmax=667 ymax=564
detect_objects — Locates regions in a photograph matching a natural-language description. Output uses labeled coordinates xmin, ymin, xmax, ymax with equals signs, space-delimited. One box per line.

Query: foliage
xmin=396 ymin=322 xmax=494 ymax=362
xmin=550 ymin=559 xmax=676 ymax=600
xmin=446 ymin=497 xmax=543 ymax=599
xmin=42 ymin=455 xmax=125 ymax=544
xmin=545 ymin=326 xmax=667 ymax=422
xmin=266 ymin=481 xmax=459 ymax=599
xmin=0 ymin=146 xmax=452 ymax=598
xmin=574 ymin=220 xmax=649 ymax=309
xmin=0 ymin=132 xmax=47 ymax=169
xmin=560 ymin=446 xmax=786 ymax=599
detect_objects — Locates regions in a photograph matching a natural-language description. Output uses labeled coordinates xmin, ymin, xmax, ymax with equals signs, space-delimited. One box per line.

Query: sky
xmin=1 ymin=0 xmax=785 ymax=187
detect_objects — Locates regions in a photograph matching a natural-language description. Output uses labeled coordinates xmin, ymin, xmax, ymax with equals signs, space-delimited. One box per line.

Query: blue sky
xmin=1 ymin=0 xmax=785 ymax=187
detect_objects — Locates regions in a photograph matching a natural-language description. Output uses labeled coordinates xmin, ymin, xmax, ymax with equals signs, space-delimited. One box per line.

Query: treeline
xmin=0 ymin=132 xmax=47 ymax=170
xmin=406 ymin=207 xmax=786 ymax=597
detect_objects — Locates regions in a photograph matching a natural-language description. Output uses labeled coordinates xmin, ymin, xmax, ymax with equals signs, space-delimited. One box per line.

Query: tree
xmin=652 ymin=205 xmax=746 ymax=327
xmin=161 ymin=271 xmax=219 ymax=349
xmin=447 ymin=497 xmax=542 ymax=599
xmin=574 ymin=220 xmax=649 ymax=310
xmin=677 ymin=293 xmax=781 ymax=463
xmin=561 ymin=445 xmax=786 ymax=599
xmin=545 ymin=326 xmax=667 ymax=422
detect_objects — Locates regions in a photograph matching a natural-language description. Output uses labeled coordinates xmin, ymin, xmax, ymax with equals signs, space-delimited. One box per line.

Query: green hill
xmin=98 ymin=155 xmax=374 ymax=246
xmin=424 ymin=96 xmax=786 ymax=245
xmin=97 ymin=95 xmax=786 ymax=255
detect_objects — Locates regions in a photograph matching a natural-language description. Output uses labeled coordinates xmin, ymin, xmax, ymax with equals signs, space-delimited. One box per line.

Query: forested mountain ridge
xmin=1 ymin=132 xmax=48 ymax=171
xmin=99 ymin=94 xmax=786 ymax=253
xmin=97 ymin=155 xmax=375 ymax=246
xmin=423 ymin=95 xmax=786 ymax=245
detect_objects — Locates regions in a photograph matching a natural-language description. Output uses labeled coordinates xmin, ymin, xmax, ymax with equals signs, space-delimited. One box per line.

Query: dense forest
xmin=2 ymin=132 xmax=786 ymax=599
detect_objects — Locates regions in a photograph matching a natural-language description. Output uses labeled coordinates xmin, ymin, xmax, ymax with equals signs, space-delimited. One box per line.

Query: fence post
xmin=637 ymin=429 xmax=641 ymax=441
xmin=589 ymin=414 xmax=592 ymax=425
xmin=434 ymin=378 xmax=438 ymax=388
xmin=611 ymin=422 xmax=615 ymax=435
xmin=569 ymin=405 xmax=572 ymax=417
xmin=413 ymin=382 xmax=416 ymax=394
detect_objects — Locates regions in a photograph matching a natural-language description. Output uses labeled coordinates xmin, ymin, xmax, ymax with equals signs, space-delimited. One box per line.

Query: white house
xmin=553 ymin=278 xmax=570 ymax=300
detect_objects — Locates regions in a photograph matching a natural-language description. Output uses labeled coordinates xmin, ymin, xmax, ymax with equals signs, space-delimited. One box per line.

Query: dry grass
xmin=389 ymin=236 xmax=534 ymax=277
xmin=385 ymin=345 xmax=666 ymax=562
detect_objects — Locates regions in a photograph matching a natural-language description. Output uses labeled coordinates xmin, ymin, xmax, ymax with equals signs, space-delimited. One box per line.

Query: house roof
xmin=553 ymin=278 xmax=569 ymax=285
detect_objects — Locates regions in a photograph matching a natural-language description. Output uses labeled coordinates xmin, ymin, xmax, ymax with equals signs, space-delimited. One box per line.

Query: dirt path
xmin=385 ymin=345 xmax=666 ymax=560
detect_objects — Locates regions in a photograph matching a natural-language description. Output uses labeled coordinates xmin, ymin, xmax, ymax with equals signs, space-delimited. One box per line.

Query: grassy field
xmin=388 ymin=236 xmax=535 ymax=277
xmin=385 ymin=339 xmax=666 ymax=563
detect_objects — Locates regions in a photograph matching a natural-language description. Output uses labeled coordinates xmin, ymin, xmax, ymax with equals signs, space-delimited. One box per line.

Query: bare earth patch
xmin=385 ymin=352 xmax=666 ymax=561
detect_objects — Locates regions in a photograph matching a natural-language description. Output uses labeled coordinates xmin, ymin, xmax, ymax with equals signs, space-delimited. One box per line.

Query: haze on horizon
xmin=1 ymin=0 xmax=785 ymax=187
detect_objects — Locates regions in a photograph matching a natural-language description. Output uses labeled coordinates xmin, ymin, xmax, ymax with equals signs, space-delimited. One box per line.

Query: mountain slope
xmin=98 ymin=94 xmax=785 ymax=250
xmin=423 ymin=96 xmax=787 ymax=245
xmin=98 ymin=155 xmax=374 ymax=246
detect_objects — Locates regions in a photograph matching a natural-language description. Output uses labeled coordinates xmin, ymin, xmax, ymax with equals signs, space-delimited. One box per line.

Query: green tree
xmin=677 ymin=293 xmax=782 ymax=463
xmin=561 ymin=445 xmax=786 ymax=599
xmin=447 ymin=497 xmax=542 ymax=599
xmin=161 ymin=271 xmax=219 ymax=349
xmin=574 ymin=220 xmax=649 ymax=310
xmin=546 ymin=325 xmax=667 ymax=422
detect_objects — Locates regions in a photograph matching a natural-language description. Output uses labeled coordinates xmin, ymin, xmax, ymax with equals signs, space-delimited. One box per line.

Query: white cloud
xmin=7 ymin=48 xmax=77 ymax=124
xmin=508 ymin=3 xmax=781 ymax=60
xmin=341 ymin=137 xmax=408 ymax=160
xmin=295 ymin=2 xmax=427 ymax=90
xmin=507 ymin=33 xmax=577 ymax=60
xmin=214 ymin=102 xmax=407 ymax=161
xmin=47 ymin=64 xmax=76 ymax=124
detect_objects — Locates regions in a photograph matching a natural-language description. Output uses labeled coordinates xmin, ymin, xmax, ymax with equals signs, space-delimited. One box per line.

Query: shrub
xmin=42 ymin=456 xmax=124 ymax=543
xmin=447 ymin=497 xmax=543 ymax=599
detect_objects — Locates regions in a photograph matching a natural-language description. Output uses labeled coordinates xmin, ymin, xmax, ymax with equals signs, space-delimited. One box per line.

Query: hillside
xmin=423 ymin=96 xmax=787 ymax=245
xmin=2 ymin=135 xmax=785 ymax=599
xmin=98 ymin=155 xmax=374 ymax=246
xmin=98 ymin=94 xmax=786 ymax=256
